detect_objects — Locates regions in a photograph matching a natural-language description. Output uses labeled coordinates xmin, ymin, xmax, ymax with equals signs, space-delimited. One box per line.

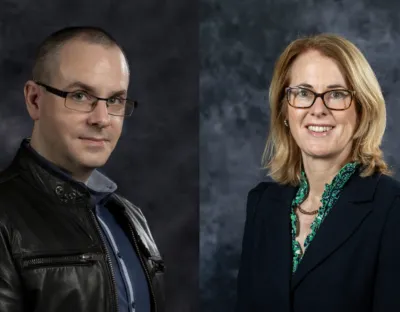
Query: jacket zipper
xmin=89 ymin=209 xmax=119 ymax=312
xmin=124 ymin=212 xmax=158 ymax=312
xmin=23 ymin=253 xmax=101 ymax=269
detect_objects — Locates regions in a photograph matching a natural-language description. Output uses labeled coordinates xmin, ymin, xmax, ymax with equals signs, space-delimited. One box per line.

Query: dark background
xmin=200 ymin=0 xmax=400 ymax=311
xmin=0 ymin=0 xmax=198 ymax=311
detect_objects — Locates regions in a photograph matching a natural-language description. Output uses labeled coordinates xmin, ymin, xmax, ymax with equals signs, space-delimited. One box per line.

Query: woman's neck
xmin=302 ymin=154 xmax=351 ymax=201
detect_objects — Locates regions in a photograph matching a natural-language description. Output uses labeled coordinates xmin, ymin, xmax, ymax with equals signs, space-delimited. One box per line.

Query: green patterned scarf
xmin=290 ymin=162 xmax=359 ymax=273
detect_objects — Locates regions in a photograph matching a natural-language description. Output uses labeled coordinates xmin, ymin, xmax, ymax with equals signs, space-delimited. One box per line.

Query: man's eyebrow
xmin=64 ymin=81 xmax=97 ymax=93
xmin=111 ymin=90 xmax=128 ymax=97
xmin=63 ymin=81 xmax=127 ymax=97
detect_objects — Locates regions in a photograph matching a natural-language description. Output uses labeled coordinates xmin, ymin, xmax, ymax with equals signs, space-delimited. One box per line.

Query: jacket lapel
xmin=291 ymin=172 xmax=380 ymax=290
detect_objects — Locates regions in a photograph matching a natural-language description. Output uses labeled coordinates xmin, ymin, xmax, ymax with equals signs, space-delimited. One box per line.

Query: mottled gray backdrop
xmin=200 ymin=0 xmax=400 ymax=311
xmin=0 ymin=1 xmax=197 ymax=311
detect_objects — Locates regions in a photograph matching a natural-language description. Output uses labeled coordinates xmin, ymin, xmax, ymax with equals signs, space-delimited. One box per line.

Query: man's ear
xmin=24 ymin=80 xmax=42 ymax=121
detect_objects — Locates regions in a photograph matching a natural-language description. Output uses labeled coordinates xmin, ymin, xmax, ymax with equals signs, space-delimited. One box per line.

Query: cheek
xmin=48 ymin=113 xmax=85 ymax=140
xmin=41 ymin=102 xmax=66 ymax=127
xmin=40 ymin=107 xmax=63 ymax=134
xmin=40 ymin=102 xmax=56 ymax=121
xmin=288 ymin=109 xmax=306 ymax=131
xmin=110 ymin=119 xmax=124 ymax=137
xmin=339 ymin=110 xmax=358 ymax=134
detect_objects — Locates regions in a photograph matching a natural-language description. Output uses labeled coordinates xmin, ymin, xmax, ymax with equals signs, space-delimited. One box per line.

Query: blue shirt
xmin=25 ymin=141 xmax=151 ymax=312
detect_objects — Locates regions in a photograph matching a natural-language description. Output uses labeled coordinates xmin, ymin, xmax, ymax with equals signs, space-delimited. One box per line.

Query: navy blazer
xmin=236 ymin=171 xmax=400 ymax=312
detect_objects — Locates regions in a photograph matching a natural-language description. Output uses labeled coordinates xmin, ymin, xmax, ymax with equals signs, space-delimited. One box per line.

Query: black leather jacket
xmin=0 ymin=142 xmax=165 ymax=312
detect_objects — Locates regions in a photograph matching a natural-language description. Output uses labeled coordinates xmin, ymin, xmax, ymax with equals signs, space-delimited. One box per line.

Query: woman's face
xmin=286 ymin=49 xmax=358 ymax=162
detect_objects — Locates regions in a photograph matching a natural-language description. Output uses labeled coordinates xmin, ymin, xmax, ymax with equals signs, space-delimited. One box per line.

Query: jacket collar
xmin=269 ymin=167 xmax=379 ymax=204
xmin=11 ymin=138 xmax=117 ymax=206
xmin=263 ymin=169 xmax=382 ymax=290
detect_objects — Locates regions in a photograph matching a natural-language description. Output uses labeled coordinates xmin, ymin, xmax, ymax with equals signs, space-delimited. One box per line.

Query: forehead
xmin=289 ymin=50 xmax=347 ymax=86
xmin=54 ymin=39 xmax=129 ymax=90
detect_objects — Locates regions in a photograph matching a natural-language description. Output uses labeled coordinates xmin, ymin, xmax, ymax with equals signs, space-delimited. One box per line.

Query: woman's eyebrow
xmin=293 ymin=83 xmax=347 ymax=89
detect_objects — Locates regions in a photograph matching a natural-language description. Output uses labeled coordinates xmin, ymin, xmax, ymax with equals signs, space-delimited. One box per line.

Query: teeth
xmin=307 ymin=126 xmax=333 ymax=133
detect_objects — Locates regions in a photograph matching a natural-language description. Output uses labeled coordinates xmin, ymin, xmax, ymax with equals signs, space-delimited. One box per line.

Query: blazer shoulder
xmin=248 ymin=181 xmax=271 ymax=194
xmin=246 ymin=181 xmax=278 ymax=215
xmin=247 ymin=181 xmax=289 ymax=198
xmin=247 ymin=181 xmax=274 ymax=202
xmin=376 ymin=174 xmax=400 ymax=197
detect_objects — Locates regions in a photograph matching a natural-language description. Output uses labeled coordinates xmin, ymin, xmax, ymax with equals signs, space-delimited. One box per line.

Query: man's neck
xmin=28 ymin=138 xmax=92 ymax=183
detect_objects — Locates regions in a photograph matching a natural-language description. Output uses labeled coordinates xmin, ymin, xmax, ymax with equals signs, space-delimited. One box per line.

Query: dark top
xmin=236 ymin=170 xmax=400 ymax=312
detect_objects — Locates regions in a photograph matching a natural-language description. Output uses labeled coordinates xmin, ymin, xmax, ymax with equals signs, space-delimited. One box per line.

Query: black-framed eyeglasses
xmin=285 ymin=87 xmax=356 ymax=111
xmin=35 ymin=81 xmax=138 ymax=117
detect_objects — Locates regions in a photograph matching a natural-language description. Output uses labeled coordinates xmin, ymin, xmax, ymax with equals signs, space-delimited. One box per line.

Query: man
xmin=0 ymin=26 xmax=165 ymax=312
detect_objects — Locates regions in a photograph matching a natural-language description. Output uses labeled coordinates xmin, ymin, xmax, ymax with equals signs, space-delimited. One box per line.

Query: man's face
xmin=31 ymin=39 xmax=129 ymax=178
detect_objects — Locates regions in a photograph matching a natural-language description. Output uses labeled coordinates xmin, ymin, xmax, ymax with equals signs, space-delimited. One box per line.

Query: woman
xmin=235 ymin=33 xmax=400 ymax=312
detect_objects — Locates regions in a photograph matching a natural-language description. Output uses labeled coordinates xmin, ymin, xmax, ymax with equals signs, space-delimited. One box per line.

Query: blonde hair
xmin=263 ymin=33 xmax=390 ymax=185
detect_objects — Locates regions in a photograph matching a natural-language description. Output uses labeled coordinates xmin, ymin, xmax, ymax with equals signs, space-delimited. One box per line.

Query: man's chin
xmin=82 ymin=160 xmax=108 ymax=169
xmin=77 ymin=155 xmax=109 ymax=170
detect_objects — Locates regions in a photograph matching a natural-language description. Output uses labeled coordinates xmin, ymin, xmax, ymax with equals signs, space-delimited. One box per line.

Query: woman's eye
xmin=330 ymin=91 xmax=346 ymax=99
xmin=298 ymin=89 xmax=311 ymax=97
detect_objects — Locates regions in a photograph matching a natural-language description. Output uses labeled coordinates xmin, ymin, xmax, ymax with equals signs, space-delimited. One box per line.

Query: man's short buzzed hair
xmin=32 ymin=26 xmax=129 ymax=82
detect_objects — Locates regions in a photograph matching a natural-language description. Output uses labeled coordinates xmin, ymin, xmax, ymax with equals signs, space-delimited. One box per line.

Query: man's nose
xmin=87 ymin=100 xmax=111 ymax=127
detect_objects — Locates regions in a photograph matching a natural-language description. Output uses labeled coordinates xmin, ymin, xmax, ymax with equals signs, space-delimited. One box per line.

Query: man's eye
xmin=108 ymin=97 xmax=123 ymax=105
xmin=71 ymin=92 xmax=90 ymax=101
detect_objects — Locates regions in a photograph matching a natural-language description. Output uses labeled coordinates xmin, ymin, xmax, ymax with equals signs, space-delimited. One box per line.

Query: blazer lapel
xmin=291 ymin=172 xmax=381 ymax=290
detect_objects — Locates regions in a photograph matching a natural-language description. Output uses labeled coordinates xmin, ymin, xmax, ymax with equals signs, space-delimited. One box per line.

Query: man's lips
xmin=80 ymin=137 xmax=109 ymax=146
xmin=80 ymin=137 xmax=108 ymax=142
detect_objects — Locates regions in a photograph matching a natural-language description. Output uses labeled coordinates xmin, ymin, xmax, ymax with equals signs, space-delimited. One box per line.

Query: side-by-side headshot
xmin=2 ymin=0 xmax=400 ymax=311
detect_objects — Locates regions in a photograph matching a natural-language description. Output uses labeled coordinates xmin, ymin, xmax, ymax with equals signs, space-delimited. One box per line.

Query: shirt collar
xmin=295 ymin=162 xmax=359 ymax=204
xmin=23 ymin=139 xmax=117 ymax=204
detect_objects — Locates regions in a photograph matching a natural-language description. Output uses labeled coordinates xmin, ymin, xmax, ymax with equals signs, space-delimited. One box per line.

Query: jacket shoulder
xmin=366 ymin=174 xmax=400 ymax=207
xmin=247 ymin=181 xmax=286 ymax=203
xmin=376 ymin=174 xmax=400 ymax=195
xmin=0 ymin=167 xmax=26 ymax=220
xmin=372 ymin=174 xmax=400 ymax=213
xmin=247 ymin=181 xmax=272 ymax=198
xmin=0 ymin=162 xmax=20 ymax=186
xmin=245 ymin=181 xmax=274 ymax=217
